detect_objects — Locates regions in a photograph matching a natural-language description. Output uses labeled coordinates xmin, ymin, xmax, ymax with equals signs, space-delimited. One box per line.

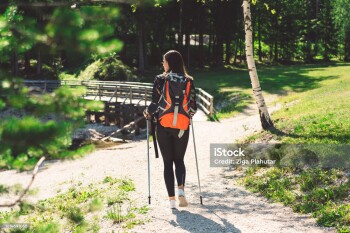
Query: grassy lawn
xmin=239 ymin=62 xmax=350 ymax=144
xmin=268 ymin=63 xmax=350 ymax=144
xmin=232 ymin=62 xmax=350 ymax=232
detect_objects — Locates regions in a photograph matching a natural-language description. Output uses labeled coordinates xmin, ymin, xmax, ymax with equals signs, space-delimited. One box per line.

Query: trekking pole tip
xmin=148 ymin=196 xmax=151 ymax=205
xmin=200 ymin=196 xmax=203 ymax=205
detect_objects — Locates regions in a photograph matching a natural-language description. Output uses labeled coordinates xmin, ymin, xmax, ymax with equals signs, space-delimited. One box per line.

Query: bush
xmin=78 ymin=57 xmax=138 ymax=81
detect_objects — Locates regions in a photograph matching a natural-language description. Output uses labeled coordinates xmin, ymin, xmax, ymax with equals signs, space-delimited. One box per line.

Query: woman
xmin=144 ymin=50 xmax=197 ymax=209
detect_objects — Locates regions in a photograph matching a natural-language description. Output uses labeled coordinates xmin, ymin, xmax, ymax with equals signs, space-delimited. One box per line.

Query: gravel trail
xmin=0 ymin=100 xmax=335 ymax=233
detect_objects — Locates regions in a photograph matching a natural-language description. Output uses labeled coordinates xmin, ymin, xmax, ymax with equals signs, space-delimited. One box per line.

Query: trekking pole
xmin=190 ymin=118 xmax=203 ymax=205
xmin=146 ymin=118 xmax=151 ymax=205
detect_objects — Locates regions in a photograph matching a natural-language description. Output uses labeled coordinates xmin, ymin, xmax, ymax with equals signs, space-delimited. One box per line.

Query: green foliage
xmin=296 ymin=169 xmax=339 ymax=192
xmin=18 ymin=202 xmax=36 ymax=215
xmin=0 ymin=5 xmax=40 ymax=62
xmin=1 ymin=4 xmax=123 ymax=77
xmin=137 ymin=205 xmax=150 ymax=215
xmin=43 ymin=6 xmax=123 ymax=68
xmin=39 ymin=60 xmax=65 ymax=80
xmin=316 ymin=202 xmax=350 ymax=228
xmin=119 ymin=178 xmax=136 ymax=192
xmin=2 ymin=177 xmax=146 ymax=232
xmin=77 ymin=56 xmax=137 ymax=81
xmin=67 ymin=206 xmax=85 ymax=224
xmin=0 ymin=184 xmax=9 ymax=194
xmin=103 ymin=176 xmax=135 ymax=192
xmin=333 ymin=0 xmax=350 ymax=41
xmin=88 ymin=198 xmax=104 ymax=212
xmin=107 ymin=191 xmax=128 ymax=206
xmin=242 ymin=167 xmax=296 ymax=205
xmin=0 ymin=72 xmax=103 ymax=171
xmin=240 ymin=167 xmax=350 ymax=232
xmin=31 ymin=222 xmax=61 ymax=233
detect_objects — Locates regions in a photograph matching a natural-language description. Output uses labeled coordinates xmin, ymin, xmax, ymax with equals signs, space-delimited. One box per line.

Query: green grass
xmin=143 ymin=62 xmax=350 ymax=119
xmin=233 ymin=63 xmax=350 ymax=232
xmin=265 ymin=63 xmax=350 ymax=144
xmin=238 ymin=63 xmax=350 ymax=144
xmin=0 ymin=177 xmax=148 ymax=233
xmin=238 ymin=167 xmax=350 ymax=232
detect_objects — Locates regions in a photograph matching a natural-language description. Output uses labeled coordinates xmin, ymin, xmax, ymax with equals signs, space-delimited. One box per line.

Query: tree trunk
xmin=233 ymin=37 xmax=239 ymax=65
xmin=24 ymin=52 xmax=31 ymax=75
xmin=37 ymin=50 xmax=42 ymax=75
xmin=137 ymin=16 xmax=145 ymax=72
xmin=323 ymin=0 xmax=331 ymax=62
xmin=178 ymin=0 xmax=183 ymax=50
xmin=269 ymin=43 xmax=273 ymax=62
xmin=273 ymin=0 xmax=278 ymax=62
xmin=305 ymin=0 xmax=313 ymax=63
xmin=199 ymin=30 xmax=204 ymax=67
xmin=225 ymin=39 xmax=231 ymax=65
xmin=345 ymin=31 xmax=350 ymax=61
xmin=142 ymin=24 xmax=148 ymax=68
xmin=11 ymin=51 xmax=19 ymax=76
xmin=208 ymin=33 xmax=212 ymax=59
xmin=185 ymin=33 xmax=190 ymax=68
xmin=243 ymin=0 xmax=274 ymax=130
xmin=258 ymin=10 xmax=262 ymax=62
xmin=216 ymin=35 xmax=224 ymax=66
xmin=198 ymin=3 xmax=204 ymax=67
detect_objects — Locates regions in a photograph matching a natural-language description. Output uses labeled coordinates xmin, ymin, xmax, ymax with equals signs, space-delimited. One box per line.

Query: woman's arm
xmin=188 ymin=80 xmax=197 ymax=116
xmin=146 ymin=75 xmax=165 ymax=116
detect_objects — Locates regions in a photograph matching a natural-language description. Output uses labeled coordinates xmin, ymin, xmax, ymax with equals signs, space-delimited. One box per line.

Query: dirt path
xmin=0 ymin=98 xmax=335 ymax=233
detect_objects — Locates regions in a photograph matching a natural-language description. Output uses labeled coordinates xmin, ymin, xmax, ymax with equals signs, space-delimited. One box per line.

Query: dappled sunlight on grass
xmin=191 ymin=63 xmax=350 ymax=118
xmin=141 ymin=63 xmax=350 ymax=119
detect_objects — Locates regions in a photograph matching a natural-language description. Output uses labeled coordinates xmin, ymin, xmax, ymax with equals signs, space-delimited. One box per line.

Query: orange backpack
xmin=158 ymin=73 xmax=191 ymax=130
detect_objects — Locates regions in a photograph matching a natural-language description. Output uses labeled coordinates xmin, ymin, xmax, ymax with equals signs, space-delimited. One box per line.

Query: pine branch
xmin=0 ymin=156 xmax=46 ymax=208
xmin=0 ymin=0 xmax=133 ymax=7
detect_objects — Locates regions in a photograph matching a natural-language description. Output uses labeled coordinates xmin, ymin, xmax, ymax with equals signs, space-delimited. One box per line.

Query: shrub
xmin=78 ymin=57 xmax=138 ymax=81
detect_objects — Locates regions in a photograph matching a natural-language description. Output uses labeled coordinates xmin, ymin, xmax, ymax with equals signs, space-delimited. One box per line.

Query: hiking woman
xmin=144 ymin=50 xmax=197 ymax=208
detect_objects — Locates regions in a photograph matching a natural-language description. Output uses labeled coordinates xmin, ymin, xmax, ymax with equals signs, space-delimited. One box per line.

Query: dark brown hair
xmin=163 ymin=50 xmax=193 ymax=79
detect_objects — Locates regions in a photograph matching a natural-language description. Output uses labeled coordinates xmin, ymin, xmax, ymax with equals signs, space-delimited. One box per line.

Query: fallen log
xmin=101 ymin=116 xmax=145 ymax=141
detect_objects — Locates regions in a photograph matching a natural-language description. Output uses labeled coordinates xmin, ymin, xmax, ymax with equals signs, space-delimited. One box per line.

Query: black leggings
xmin=156 ymin=123 xmax=189 ymax=197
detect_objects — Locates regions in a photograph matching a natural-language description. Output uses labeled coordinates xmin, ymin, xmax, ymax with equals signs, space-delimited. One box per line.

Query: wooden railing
xmin=196 ymin=88 xmax=214 ymax=117
xmin=23 ymin=80 xmax=214 ymax=117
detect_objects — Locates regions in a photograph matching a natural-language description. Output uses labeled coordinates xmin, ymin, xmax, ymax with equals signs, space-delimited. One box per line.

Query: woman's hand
xmin=143 ymin=109 xmax=152 ymax=120
xmin=189 ymin=111 xmax=196 ymax=118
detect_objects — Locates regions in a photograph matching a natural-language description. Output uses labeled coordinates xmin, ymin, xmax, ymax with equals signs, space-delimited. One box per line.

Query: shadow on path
xmin=169 ymin=208 xmax=241 ymax=233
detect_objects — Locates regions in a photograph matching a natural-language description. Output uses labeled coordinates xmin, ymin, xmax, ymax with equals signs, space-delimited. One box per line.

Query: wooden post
xmin=99 ymin=84 xmax=102 ymax=101
xmin=104 ymin=102 xmax=110 ymax=126
xmin=145 ymin=89 xmax=148 ymax=106
xmin=209 ymin=97 xmax=214 ymax=118
xmin=130 ymin=87 xmax=133 ymax=104
xmin=115 ymin=86 xmax=118 ymax=102
xmin=43 ymin=82 xmax=47 ymax=93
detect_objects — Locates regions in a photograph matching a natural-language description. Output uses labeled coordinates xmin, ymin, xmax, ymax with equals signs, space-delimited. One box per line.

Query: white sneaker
xmin=178 ymin=189 xmax=188 ymax=207
xmin=169 ymin=200 xmax=176 ymax=209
